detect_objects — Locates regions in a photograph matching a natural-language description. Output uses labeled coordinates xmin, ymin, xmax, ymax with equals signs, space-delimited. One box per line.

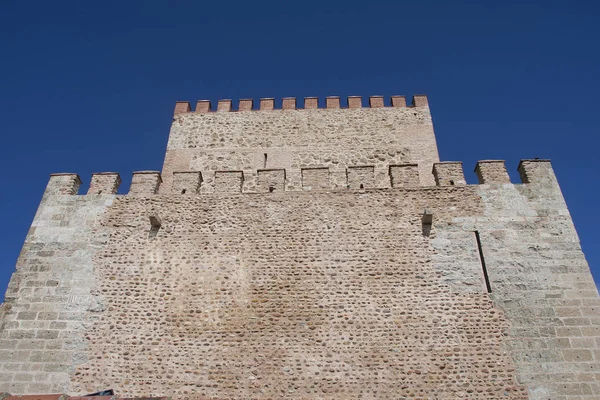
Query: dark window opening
xmin=449 ymin=180 xmax=455 ymax=186
xmin=149 ymin=215 xmax=161 ymax=239
xmin=181 ymin=189 xmax=186 ymax=194
xmin=86 ymin=390 xmax=114 ymax=397
xmin=360 ymin=183 xmax=364 ymax=189
xmin=421 ymin=210 xmax=433 ymax=237
xmin=149 ymin=225 xmax=160 ymax=239
xmin=263 ymin=153 xmax=268 ymax=168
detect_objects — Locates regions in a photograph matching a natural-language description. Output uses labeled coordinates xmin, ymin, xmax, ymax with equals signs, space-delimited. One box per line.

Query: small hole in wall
xmin=422 ymin=224 xmax=432 ymax=237
xmin=181 ymin=189 xmax=186 ymax=194
xmin=149 ymin=225 xmax=160 ymax=239
xmin=98 ymin=190 xmax=103 ymax=194
xmin=269 ymin=185 xmax=275 ymax=192
xmin=360 ymin=184 xmax=364 ymax=189
xmin=264 ymin=153 xmax=268 ymax=168
xmin=449 ymin=180 xmax=455 ymax=186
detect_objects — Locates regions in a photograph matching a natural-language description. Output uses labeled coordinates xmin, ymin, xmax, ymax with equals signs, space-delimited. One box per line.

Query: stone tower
xmin=1 ymin=95 xmax=599 ymax=399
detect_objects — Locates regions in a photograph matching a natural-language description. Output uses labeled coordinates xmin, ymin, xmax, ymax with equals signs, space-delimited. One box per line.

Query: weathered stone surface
xmin=0 ymin=182 xmax=114 ymax=394
xmin=160 ymin=104 xmax=440 ymax=192
xmin=88 ymin=173 xmax=121 ymax=195
xmin=475 ymin=160 xmax=510 ymax=184
xmin=389 ymin=163 xmax=420 ymax=188
xmin=1 ymin=96 xmax=598 ymax=400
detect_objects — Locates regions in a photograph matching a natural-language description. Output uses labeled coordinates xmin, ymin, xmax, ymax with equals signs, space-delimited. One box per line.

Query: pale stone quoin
xmin=0 ymin=95 xmax=599 ymax=399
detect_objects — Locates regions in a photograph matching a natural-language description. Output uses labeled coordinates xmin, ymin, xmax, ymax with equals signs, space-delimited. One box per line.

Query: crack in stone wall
xmin=431 ymin=173 xmax=600 ymax=399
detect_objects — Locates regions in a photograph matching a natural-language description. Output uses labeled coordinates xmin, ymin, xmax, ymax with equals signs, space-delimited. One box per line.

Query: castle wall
xmin=1 ymin=92 xmax=599 ymax=399
xmin=71 ymin=186 xmax=528 ymax=400
xmin=0 ymin=174 xmax=116 ymax=394
xmin=161 ymin=96 xmax=440 ymax=193
xmin=432 ymin=161 xmax=600 ymax=399
xmin=2 ymin=160 xmax=598 ymax=399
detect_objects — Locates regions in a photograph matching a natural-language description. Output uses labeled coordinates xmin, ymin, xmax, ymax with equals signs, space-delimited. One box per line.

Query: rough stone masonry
xmin=1 ymin=95 xmax=599 ymax=399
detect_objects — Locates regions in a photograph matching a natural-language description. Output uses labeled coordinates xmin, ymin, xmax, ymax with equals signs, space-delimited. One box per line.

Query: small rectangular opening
xmin=149 ymin=225 xmax=160 ymax=239
xmin=149 ymin=215 xmax=161 ymax=239
xmin=474 ymin=231 xmax=492 ymax=293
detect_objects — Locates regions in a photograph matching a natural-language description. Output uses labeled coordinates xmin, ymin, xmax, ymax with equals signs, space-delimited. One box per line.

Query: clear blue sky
xmin=1 ymin=0 xmax=599 ymax=299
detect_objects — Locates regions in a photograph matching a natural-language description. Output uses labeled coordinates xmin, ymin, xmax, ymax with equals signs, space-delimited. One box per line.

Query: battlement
xmin=4 ymin=88 xmax=595 ymax=400
xmin=45 ymin=159 xmax=556 ymax=196
xmin=173 ymin=95 xmax=428 ymax=115
xmin=164 ymin=93 xmax=440 ymax=191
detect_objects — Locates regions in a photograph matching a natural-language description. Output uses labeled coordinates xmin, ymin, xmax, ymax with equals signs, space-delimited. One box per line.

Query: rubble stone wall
xmin=1 ymin=91 xmax=599 ymax=399
xmin=161 ymin=102 xmax=440 ymax=192
xmin=3 ymin=160 xmax=599 ymax=399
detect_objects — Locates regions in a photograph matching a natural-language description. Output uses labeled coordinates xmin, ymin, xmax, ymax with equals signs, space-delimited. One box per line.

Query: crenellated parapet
xmin=172 ymin=171 xmax=203 ymax=194
xmin=88 ymin=172 xmax=121 ymax=194
xmin=44 ymin=159 xmax=554 ymax=196
xmin=6 ymin=82 xmax=594 ymax=400
xmin=432 ymin=162 xmax=467 ymax=186
xmin=517 ymin=158 xmax=557 ymax=185
xmin=173 ymin=95 xmax=428 ymax=115
xmin=45 ymin=173 xmax=81 ymax=196
xmin=474 ymin=160 xmax=511 ymax=184
xmin=164 ymin=93 xmax=440 ymax=191
xmin=129 ymin=171 xmax=162 ymax=195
